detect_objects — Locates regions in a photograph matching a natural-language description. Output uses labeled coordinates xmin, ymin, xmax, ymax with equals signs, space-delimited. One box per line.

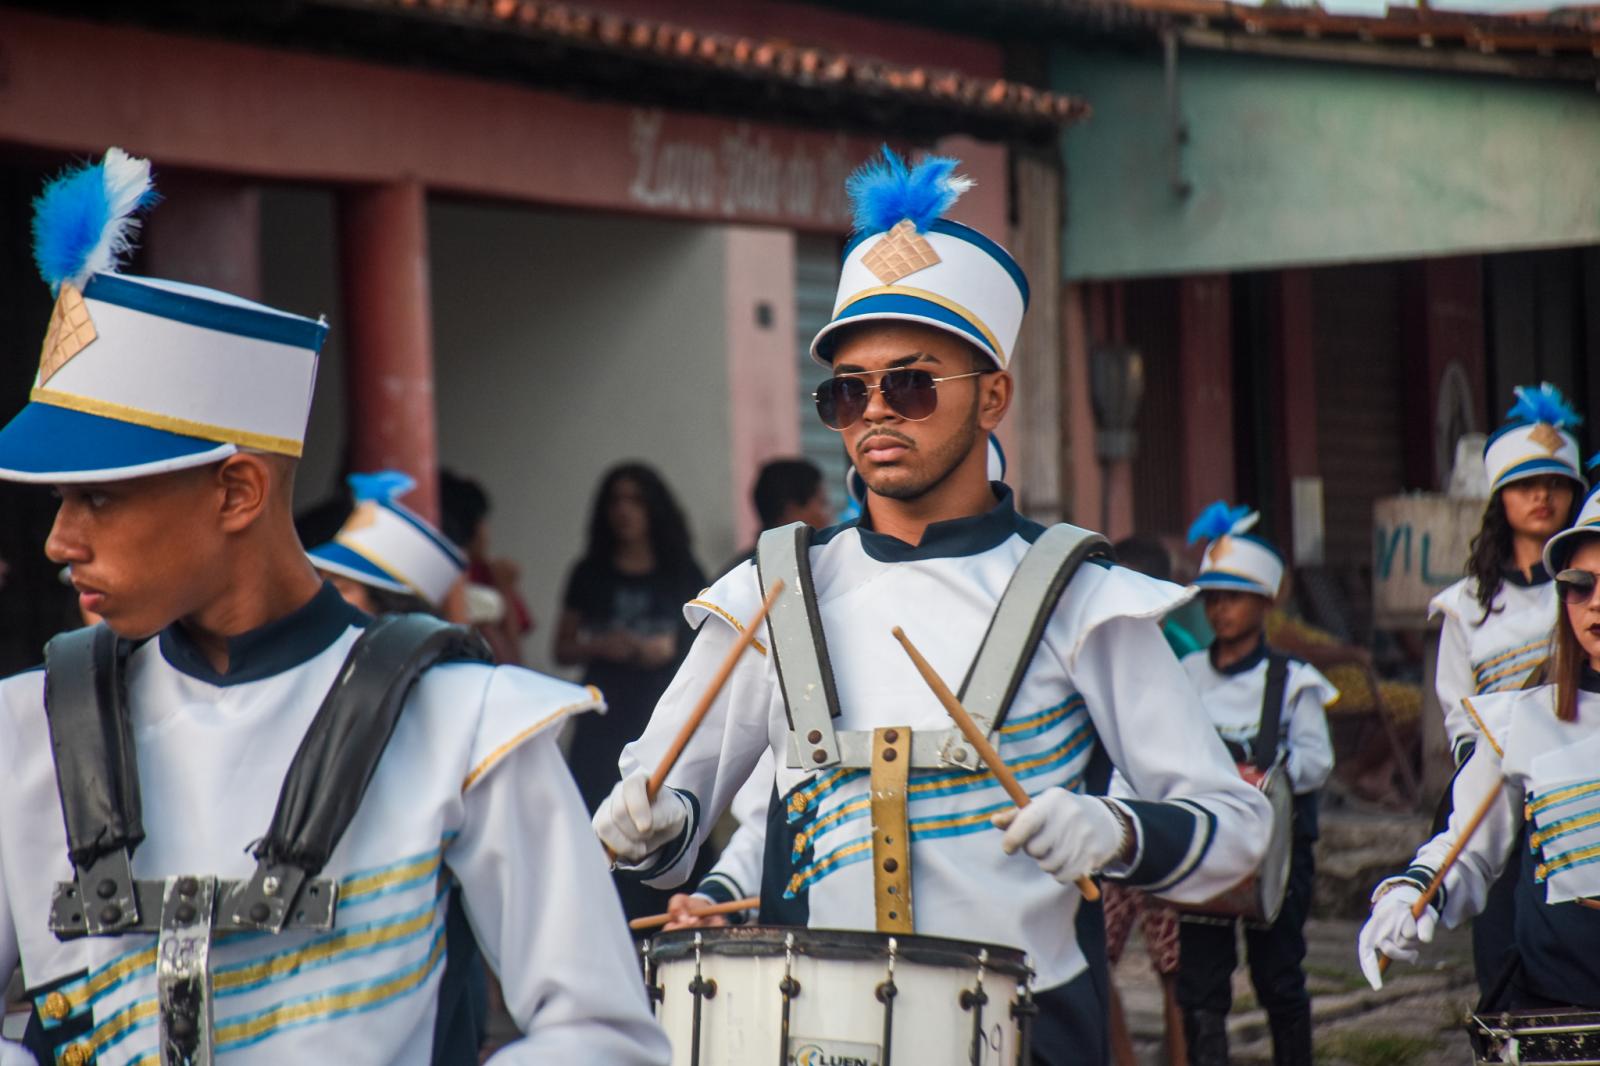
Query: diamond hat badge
xmin=37 ymin=284 xmax=97 ymax=386
xmin=1528 ymin=422 xmax=1565 ymax=455
xmin=861 ymin=219 xmax=942 ymax=285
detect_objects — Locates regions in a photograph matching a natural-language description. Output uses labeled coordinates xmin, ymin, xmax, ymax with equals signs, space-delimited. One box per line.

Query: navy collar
xmin=1211 ymin=636 xmax=1268 ymax=676
xmin=1581 ymin=666 xmax=1600 ymax=695
xmin=1503 ymin=562 xmax=1552 ymax=588
xmin=159 ymin=581 xmax=364 ymax=687
xmin=853 ymin=483 xmax=1042 ymax=562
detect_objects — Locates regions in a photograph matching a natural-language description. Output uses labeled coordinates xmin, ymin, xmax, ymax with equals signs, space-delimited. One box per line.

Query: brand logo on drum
xmin=788 ymin=1038 xmax=881 ymax=1066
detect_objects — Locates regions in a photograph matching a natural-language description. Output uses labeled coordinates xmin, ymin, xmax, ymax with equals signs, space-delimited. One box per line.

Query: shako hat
xmin=0 ymin=148 xmax=327 ymax=483
xmin=1543 ymin=459 xmax=1600 ymax=576
xmin=811 ymin=148 xmax=1028 ymax=371
xmin=1187 ymin=501 xmax=1284 ymax=599
xmin=309 ymin=472 xmax=467 ymax=608
xmin=1483 ymin=383 xmax=1585 ymax=497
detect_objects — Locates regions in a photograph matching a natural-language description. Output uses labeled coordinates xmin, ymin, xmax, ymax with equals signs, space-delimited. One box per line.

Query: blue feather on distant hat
xmin=1186 ymin=500 xmax=1256 ymax=546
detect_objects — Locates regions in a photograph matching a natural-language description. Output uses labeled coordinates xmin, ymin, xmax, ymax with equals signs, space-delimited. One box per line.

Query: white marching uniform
xmin=1429 ymin=573 xmax=1555 ymax=764
xmin=0 ymin=586 xmax=668 ymax=1066
xmin=1375 ymin=680 xmax=1600 ymax=1005
xmin=1179 ymin=647 xmax=1338 ymax=794
xmin=618 ymin=492 xmax=1271 ymax=993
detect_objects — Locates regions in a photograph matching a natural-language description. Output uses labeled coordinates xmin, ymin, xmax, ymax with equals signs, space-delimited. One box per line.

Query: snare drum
xmin=1468 ymin=1009 xmax=1600 ymax=1065
xmin=643 ymin=926 xmax=1034 ymax=1066
xmin=1178 ymin=763 xmax=1293 ymax=925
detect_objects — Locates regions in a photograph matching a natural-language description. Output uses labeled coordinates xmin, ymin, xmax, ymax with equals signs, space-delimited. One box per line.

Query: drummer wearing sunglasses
xmin=597 ymin=150 xmax=1270 ymax=1066
xmin=1361 ymin=470 xmax=1600 ymax=1026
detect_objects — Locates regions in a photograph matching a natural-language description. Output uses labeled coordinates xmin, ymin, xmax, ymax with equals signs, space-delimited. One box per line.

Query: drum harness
xmin=35 ymin=614 xmax=491 ymax=1066
xmin=755 ymin=520 xmax=1112 ymax=941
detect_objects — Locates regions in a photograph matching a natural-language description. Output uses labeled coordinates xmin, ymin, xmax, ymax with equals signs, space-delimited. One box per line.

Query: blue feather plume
xmin=1587 ymin=453 xmax=1600 ymax=474
xmin=348 ymin=470 xmax=416 ymax=504
xmin=1506 ymin=382 xmax=1582 ymax=429
xmin=846 ymin=147 xmax=974 ymax=234
xmin=1187 ymin=501 xmax=1255 ymax=545
xmin=31 ymin=148 xmax=158 ymax=293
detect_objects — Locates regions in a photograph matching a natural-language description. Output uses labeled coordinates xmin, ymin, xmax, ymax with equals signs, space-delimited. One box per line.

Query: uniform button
xmin=807 ymin=730 xmax=822 ymax=744
xmin=97 ymin=905 xmax=121 ymax=926
xmin=812 ymin=749 xmax=828 ymax=764
xmin=95 ymin=880 xmax=117 ymax=900
xmin=883 ymin=729 xmax=899 ymax=744
xmin=177 ymin=877 xmax=199 ymax=898
xmin=41 ymin=991 xmax=70 ymax=1021
xmin=61 ymin=1042 xmax=91 ymax=1066
xmin=882 ymin=858 xmax=898 ymax=873
xmin=881 ymin=748 xmax=897 ymax=762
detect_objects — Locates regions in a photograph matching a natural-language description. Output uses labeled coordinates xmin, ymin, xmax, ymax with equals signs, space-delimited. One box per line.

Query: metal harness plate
xmin=157 ymin=876 xmax=216 ymax=1066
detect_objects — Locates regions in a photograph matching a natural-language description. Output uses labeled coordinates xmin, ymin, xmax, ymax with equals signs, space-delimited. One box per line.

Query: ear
xmin=977 ymin=369 xmax=1012 ymax=433
xmin=214 ymin=453 xmax=276 ymax=534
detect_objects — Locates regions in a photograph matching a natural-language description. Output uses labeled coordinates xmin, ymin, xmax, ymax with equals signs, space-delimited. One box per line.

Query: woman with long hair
xmin=1433 ymin=384 xmax=1585 ymax=764
xmin=1360 ymin=473 xmax=1600 ymax=1018
xmin=1425 ymin=384 xmax=1585 ymax=992
xmin=556 ymin=462 xmax=706 ymax=811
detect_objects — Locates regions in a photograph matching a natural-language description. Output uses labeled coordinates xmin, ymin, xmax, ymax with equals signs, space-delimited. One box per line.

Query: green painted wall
xmin=1054 ymin=45 xmax=1600 ymax=279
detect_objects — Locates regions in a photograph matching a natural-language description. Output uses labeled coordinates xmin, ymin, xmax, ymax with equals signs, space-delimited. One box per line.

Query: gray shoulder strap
xmin=955 ymin=523 xmax=1113 ymax=735
xmin=755 ymin=522 xmax=844 ymax=768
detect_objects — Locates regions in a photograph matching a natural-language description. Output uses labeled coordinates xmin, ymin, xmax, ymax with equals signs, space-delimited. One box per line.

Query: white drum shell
xmin=649 ymin=930 xmax=1026 ymax=1066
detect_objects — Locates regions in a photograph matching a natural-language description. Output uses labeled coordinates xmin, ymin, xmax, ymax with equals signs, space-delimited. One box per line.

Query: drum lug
xmin=877 ymin=936 xmax=899 ymax=1066
xmin=961 ymin=949 xmax=990 ymax=1066
xmin=778 ymin=932 xmax=801 ymax=1066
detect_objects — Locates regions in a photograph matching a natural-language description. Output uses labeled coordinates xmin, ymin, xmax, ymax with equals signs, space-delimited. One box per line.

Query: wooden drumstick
xmin=603 ymin=580 xmax=784 ymax=863
xmin=628 ymin=896 xmax=760 ymax=931
xmin=1376 ymin=781 xmax=1503 ymax=976
xmin=891 ymin=626 xmax=1100 ymax=902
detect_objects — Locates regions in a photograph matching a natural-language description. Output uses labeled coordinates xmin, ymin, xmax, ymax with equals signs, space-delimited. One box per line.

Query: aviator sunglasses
xmin=1557 ymin=568 xmax=1600 ymax=606
xmin=814 ymin=368 xmax=993 ymax=430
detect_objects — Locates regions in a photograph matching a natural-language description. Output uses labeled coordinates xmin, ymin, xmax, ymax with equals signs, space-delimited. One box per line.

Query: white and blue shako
xmin=810 ymin=148 xmax=1027 ymax=370
xmin=1483 ymin=383 xmax=1586 ymax=497
xmin=0 ymin=147 xmax=327 ymax=482
xmin=1544 ymin=463 xmax=1600 ymax=577
xmin=309 ymin=472 xmax=467 ymax=609
xmin=1188 ymin=502 xmax=1284 ymax=599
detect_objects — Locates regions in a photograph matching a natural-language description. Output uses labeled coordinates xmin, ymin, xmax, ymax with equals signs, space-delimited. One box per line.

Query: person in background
xmin=309 ymin=470 xmax=488 ymax=1066
xmin=1359 ymin=473 xmax=1600 ymax=1014
xmin=1103 ymin=533 xmax=1191 ymax=1066
xmin=1425 ymin=384 xmax=1583 ymax=996
xmin=441 ymin=469 xmax=534 ymax=664
xmin=555 ymin=462 xmax=708 ymax=917
xmin=720 ymin=458 xmax=832 ymax=574
xmin=1177 ymin=503 xmax=1338 ymax=1066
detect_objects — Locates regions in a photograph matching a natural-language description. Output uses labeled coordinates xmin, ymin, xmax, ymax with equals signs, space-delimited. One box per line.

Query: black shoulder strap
xmin=229 ymin=614 xmax=492 ymax=931
xmin=956 ymin=523 xmax=1113 ymax=733
xmin=1255 ymin=651 xmax=1290 ymax=772
xmin=43 ymin=624 xmax=144 ymax=870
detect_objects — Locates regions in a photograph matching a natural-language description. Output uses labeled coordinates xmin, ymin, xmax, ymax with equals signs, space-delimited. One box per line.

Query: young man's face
xmin=46 ymin=465 xmax=230 ymax=638
xmin=1202 ymin=589 xmax=1271 ymax=644
xmin=828 ymin=323 xmax=1008 ymax=502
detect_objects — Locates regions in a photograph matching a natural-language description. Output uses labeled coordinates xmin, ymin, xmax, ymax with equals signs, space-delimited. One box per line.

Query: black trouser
xmin=1177 ymin=836 xmax=1315 ymax=1051
xmin=1032 ymin=965 xmax=1109 ymax=1066
xmin=1472 ymin=841 xmax=1520 ymax=998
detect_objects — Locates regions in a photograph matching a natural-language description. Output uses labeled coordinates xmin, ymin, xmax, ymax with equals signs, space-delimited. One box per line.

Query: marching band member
xmin=309 ymin=470 xmax=469 ymax=619
xmin=594 ymin=149 xmax=1271 ymax=1066
xmin=1176 ymin=504 xmax=1337 ymax=1066
xmin=1433 ymin=385 xmax=1583 ymax=764
xmin=0 ymin=150 xmax=667 ymax=1066
xmin=1427 ymin=384 xmax=1583 ymax=993
xmin=1359 ymin=473 xmax=1600 ymax=1013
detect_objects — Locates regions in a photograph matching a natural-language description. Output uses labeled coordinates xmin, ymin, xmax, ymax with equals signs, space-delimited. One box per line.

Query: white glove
xmin=593 ymin=772 xmax=689 ymax=865
xmin=1357 ymin=883 xmax=1437 ymax=990
xmin=993 ymin=789 xmax=1126 ymax=886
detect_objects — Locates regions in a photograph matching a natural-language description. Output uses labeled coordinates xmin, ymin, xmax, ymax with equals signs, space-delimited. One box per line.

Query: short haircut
xmin=1112 ymin=535 xmax=1172 ymax=582
xmin=753 ymin=459 xmax=823 ymax=528
xmin=440 ymin=469 xmax=490 ymax=549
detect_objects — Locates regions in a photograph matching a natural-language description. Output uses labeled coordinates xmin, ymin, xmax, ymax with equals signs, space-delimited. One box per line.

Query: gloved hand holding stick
xmin=891 ymin=626 xmax=1101 ymax=902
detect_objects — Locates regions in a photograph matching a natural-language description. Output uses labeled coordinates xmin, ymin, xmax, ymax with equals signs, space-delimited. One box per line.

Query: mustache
xmin=856 ymin=428 xmax=916 ymax=456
